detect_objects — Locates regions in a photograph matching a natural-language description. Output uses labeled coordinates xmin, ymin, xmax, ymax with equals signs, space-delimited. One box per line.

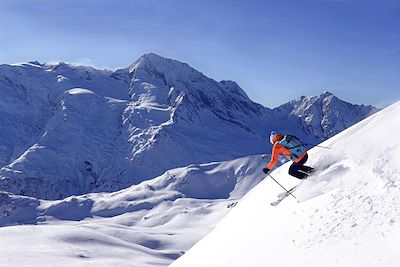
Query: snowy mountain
xmin=0 ymin=101 xmax=394 ymax=267
xmin=0 ymin=53 xmax=384 ymax=266
xmin=171 ymin=101 xmax=400 ymax=267
xmin=0 ymin=53 xmax=377 ymax=199
xmin=276 ymin=91 xmax=378 ymax=138
xmin=0 ymin=61 xmax=129 ymax=166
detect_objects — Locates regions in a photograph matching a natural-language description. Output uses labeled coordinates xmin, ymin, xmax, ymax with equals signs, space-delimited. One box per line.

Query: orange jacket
xmin=266 ymin=134 xmax=307 ymax=170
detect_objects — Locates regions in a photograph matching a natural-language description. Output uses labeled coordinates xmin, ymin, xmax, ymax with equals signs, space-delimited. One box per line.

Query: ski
xmin=270 ymin=185 xmax=298 ymax=206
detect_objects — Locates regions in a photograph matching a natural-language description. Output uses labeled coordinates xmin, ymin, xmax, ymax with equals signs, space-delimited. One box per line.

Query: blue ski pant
xmin=289 ymin=154 xmax=314 ymax=179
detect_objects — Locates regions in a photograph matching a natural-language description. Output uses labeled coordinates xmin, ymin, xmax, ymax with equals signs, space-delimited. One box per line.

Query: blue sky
xmin=0 ymin=0 xmax=399 ymax=108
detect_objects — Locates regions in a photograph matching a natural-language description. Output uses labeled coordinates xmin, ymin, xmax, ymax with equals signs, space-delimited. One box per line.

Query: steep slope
xmin=0 ymin=88 xmax=128 ymax=199
xmin=0 ymin=54 xmax=377 ymax=199
xmin=171 ymin=101 xmax=400 ymax=267
xmin=0 ymin=61 xmax=129 ymax=167
xmin=0 ymin=155 xmax=266 ymax=267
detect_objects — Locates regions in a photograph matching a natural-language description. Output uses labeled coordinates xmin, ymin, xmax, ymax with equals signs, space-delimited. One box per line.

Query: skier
xmin=263 ymin=131 xmax=314 ymax=179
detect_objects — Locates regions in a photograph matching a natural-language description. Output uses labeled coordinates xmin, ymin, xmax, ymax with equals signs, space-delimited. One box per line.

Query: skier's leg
xmin=289 ymin=154 xmax=315 ymax=179
xmin=297 ymin=154 xmax=315 ymax=174
xmin=289 ymin=162 xmax=308 ymax=179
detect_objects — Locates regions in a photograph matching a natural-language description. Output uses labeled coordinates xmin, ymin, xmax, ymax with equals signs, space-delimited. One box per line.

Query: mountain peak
xmin=27 ymin=61 xmax=42 ymax=66
xmin=274 ymin=91 xmax=378 ymax=139
xmin=133 ymin=53 xmax=166 ymax=68
xmin=129 ymin=53 xmax=200 ymax=76
xmin=321 ymin=90 xmax=334 ymax=97
xmin=137 ymin=52 xmax=166 ymax=61
xmin=127 ymin=53 xmax=262 ymax=122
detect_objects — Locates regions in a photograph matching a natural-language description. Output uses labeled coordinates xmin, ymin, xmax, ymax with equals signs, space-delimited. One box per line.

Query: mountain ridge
xmin=0 ymin=53 xmax=378 ymax=199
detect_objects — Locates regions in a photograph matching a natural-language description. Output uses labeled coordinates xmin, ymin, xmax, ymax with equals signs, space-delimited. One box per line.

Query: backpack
xmin=278 ymin=135 xmax=307 ymax=160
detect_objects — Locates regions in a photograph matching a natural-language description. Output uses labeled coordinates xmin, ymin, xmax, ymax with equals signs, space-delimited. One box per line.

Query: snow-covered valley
xmin=0 ymin=53 xmax=382 ymax=266
xmin=0 ymin=155 xmax=267 ymax=266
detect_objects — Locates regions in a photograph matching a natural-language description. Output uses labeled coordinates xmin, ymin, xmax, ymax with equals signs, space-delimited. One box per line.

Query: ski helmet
xmin=269 ymin=131 xmax=277 ymax=144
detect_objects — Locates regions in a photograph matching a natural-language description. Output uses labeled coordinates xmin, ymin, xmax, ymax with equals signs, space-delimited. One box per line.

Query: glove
xmin=263 ymin=167 xmax=270 ymax=174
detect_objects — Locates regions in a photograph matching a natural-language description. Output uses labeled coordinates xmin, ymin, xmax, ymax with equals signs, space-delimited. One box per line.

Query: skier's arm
xmin=266 ymin=144 xmax=282 ymax=170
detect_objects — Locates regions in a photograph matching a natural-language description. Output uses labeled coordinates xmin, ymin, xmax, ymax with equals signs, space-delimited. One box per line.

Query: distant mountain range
xmin=0 ymin=53 xmax=378 ymax=199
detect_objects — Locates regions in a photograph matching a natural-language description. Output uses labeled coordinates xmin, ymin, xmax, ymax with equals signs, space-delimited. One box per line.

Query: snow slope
xmin=171 ymin=101 xmax=400 ymax=267
xmin=0 ymin=155 xmax=267 ymax=267
xmin=0 ymin=88 xmax=129 ymax=199
xmin=0 ymin=61 xmax=129 ymax=166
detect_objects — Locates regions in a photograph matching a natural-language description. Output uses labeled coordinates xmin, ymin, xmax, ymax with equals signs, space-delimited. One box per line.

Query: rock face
xmin=275 ymin=91 xmax=378 ymax=139
xmin=0 ymin=54 xmax=377 ymax=199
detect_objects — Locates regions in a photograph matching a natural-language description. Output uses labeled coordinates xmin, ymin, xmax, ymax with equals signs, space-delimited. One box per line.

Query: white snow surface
xmin=171 ymin=101 xmax=400 ymax=267
xmin=0 ymin=53 xmax=381 ymax=266
xmin=0 ymin=155 xmax=266 ymax=266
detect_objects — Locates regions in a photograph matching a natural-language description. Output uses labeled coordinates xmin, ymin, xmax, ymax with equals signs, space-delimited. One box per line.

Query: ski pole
xmin=267 ymin=173 xmax=298 ymax=201
xmin=306 ymin=143 xmax=332 ymax=149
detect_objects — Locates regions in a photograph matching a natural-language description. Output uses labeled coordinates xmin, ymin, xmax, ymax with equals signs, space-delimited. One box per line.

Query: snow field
xmin=0 ymin=156 xmax=266 ymax=266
